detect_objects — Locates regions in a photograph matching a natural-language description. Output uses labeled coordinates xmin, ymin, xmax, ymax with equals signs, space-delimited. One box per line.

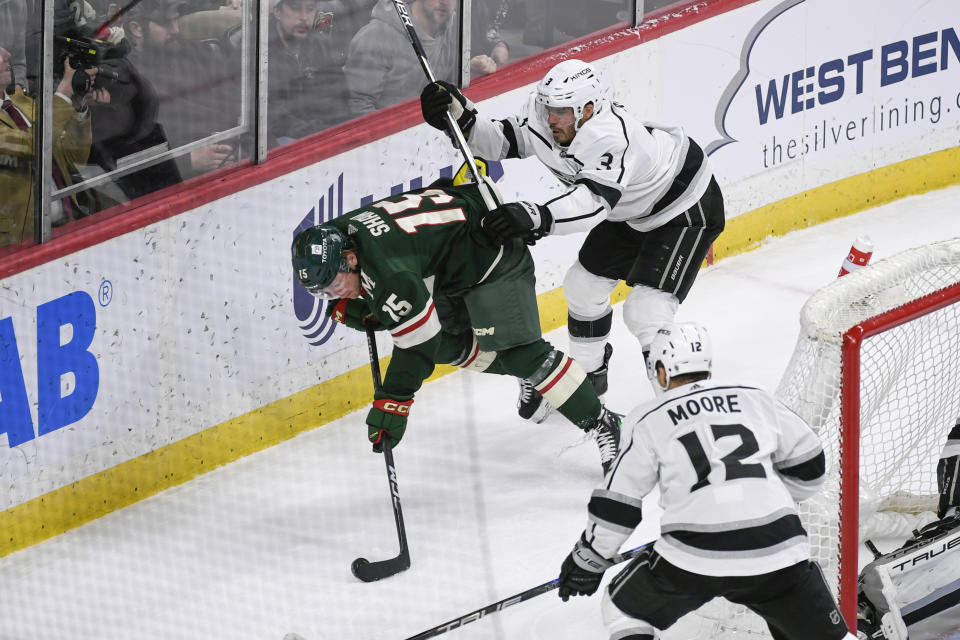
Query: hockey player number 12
xmin=677 ymin=424 xmax=767 ymax=492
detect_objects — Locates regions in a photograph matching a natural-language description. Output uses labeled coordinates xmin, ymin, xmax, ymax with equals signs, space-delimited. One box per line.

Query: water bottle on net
xmin=838 ymin=235 xmax=874 ymax=277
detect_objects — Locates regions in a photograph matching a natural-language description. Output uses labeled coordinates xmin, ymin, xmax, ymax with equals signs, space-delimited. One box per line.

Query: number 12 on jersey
xmin=677 ymin=424 xmax=767 ymax=492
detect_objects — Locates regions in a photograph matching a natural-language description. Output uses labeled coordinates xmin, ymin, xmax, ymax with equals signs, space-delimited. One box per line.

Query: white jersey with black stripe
xmin=583 ymin=378 xmax=827 ymax=577
xmin=467 ymin=94 xmax=715 ymax=234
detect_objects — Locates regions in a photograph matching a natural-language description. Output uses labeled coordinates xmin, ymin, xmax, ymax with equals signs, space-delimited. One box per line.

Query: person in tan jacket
xmin=0 ymin=43 xmax=101 ymax=248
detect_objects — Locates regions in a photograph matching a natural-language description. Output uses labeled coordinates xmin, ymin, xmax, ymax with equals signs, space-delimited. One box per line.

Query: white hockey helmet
xmin=535 ymin=59 xmax=606 ymax=130
xmin=648 ymin=322 xmax=713 ymax=395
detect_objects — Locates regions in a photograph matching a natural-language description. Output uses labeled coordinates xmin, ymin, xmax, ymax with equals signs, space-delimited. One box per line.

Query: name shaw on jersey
xmin=667 ymin=391 xmax=742 ymax=426
xmin=351 ymin=210 xmax=390 ymax=236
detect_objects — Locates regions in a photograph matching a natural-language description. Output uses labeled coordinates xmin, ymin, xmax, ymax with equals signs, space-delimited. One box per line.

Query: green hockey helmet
xmin=291 ymin=225 xmax=354 ymax=298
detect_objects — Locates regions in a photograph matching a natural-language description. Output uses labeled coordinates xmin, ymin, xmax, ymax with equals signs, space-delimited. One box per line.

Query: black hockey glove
xmin=420 ymin=81 xmax=477 ymax=138
xmin=482 ymin=201 xmax=553 ymax=245
xmin=326 ymin=298 xmax=382 ymax=332
xmin=557 ymin=534 xmax=613 ymax=602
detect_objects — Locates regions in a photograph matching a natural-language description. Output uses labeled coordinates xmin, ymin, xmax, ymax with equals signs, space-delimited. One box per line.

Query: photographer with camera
xmin=50 ymin=32 xmax=114 ymax=225
xmin=72 ymin=10 xmax=187 ymax=204
xmin=0 ymin=37 xmax=107 ymax=248
xmin=57 ymin=34 xmax=113 ymax=112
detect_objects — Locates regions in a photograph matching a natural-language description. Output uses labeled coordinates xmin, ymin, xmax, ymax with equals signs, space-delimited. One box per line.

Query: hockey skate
xmin=517 ymin=377 xmax=552 ymax=423
xmin=590 ymin=408 xmax=622 ymax=475
xmin=586 ymin=343 xmax=614 ymax=397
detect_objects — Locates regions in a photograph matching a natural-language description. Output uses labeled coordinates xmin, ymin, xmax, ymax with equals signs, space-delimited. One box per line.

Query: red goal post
xmin=777 ymin=237 xmax=960 ymax=631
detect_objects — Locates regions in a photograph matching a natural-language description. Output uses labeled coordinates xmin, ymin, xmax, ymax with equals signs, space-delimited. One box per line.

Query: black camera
xmin=58 ymin=35 xmax=107 ymax=70
xmin=56 ymin=35 xmax=110 ymax=97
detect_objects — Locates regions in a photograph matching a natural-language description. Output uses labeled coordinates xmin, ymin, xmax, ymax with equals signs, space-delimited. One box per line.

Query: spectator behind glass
xmin=0 ymin=44 xmax=97 ymax=247
xmin=268 ymin=0 xmax=350 ymax=148
xmin=123 ymin=0 xmax=240 ymax=178
xmin=344 ymin=0 xmax=488 ymax=116
xmin=470 ymin=0 xmax=509 ymax=77
xmin=0 ymin=0 xmax=28 ymax=91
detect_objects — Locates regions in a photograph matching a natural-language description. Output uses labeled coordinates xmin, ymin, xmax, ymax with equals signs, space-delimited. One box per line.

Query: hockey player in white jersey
xmin=555 ymin=322 xmax=856 ymax=640
xmin=419 ymin=58 xmax=725 ymax=426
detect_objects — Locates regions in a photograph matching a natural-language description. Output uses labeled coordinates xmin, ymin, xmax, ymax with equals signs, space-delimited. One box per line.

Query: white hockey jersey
xmin=467 ymin=93 xmax=715 ymax=234
xmin=582 ymin=378 xmax=827 ymax=577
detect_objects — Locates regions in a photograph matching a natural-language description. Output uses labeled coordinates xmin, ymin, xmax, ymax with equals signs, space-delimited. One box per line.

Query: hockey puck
xmin=350 ymin=557 xmax=369 ymax=578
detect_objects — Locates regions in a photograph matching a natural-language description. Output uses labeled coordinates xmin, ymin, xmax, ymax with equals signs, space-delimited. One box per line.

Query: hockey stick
xmin=404 ymin=543 xmax=651 ymax=639
xmin=389 ymin=0 xmax=499 ymax=211
xmin=91 ymin=0 xmax=146 ymax=39
xmin=350 ymin=326 xmax=411 ymax=582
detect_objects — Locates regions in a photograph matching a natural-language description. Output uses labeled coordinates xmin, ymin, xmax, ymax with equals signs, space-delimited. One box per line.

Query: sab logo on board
xmin=0 ymin=290 xmax=100 ymax=448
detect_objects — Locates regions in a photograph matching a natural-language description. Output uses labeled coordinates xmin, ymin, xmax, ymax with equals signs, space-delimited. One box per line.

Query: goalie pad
xmin=858 ymin=514 xmax=960 ymax=639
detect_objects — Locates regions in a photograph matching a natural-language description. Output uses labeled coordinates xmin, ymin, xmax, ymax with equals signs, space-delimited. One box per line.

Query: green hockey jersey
xmin=326 ymin=183 xmax=511 ymax=399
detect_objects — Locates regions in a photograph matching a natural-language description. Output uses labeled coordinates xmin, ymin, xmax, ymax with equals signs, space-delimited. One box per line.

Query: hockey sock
xmin=497 ymin=341 xmax=602 ymax=428
xmin=525 ymin=349 xmax=601 ymax=430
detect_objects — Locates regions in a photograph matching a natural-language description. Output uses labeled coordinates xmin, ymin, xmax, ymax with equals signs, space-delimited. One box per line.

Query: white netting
xmin=779 ymin=237 xmax=960 ymax=599
xmin=664 ymin=238 xmax=960 ymax=639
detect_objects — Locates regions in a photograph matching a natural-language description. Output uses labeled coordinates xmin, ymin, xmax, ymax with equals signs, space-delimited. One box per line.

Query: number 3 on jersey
xmin=371 ymin=189 xmax=466 ymax=234
xmin=678 ymin=423 xmax=767 ymax=492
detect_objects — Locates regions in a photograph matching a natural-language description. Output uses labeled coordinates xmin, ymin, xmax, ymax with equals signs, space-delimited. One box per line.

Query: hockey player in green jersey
xmin=292 ymin=180 xmax=622 ymax=474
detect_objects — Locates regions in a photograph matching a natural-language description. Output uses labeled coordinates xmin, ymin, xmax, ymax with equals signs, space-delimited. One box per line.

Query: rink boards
xmin=1 ymin=0 xmax=959 ymax=556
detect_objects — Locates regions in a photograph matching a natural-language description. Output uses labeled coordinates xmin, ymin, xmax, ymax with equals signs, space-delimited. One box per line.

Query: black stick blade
xmin=351 ymin=554 xmax=411 ymax=582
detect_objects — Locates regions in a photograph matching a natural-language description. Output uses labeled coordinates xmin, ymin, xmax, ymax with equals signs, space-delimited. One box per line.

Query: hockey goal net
xmin=665 ymin=237 xmax=960 ymax=638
